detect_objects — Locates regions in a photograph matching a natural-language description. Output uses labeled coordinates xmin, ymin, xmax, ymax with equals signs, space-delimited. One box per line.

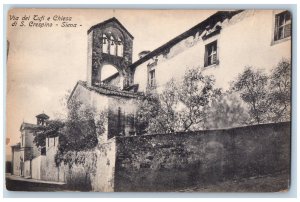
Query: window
xmin=274 ymin=11 xmax=291 ymax=41
xmin=117 ymin=37 xmax=123 ymax=57
xmin=102 ymin=34 xmax=108 ymax=53
xmin=41 ymin=147 xmax=46 ymax=155
xmin=102 ymin=32 xmax=124 ymax=57
xmin=205 ymin=40 xmax=218 ymax=67
xmin=149 ymin=69 xmax=156 ymax=87
xmin=109 ymin=36 xmax=116 ymax=55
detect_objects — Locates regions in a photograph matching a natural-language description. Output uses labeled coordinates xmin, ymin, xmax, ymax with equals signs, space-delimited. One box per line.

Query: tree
xmin=33 ymin=92 xmax=107 ymax=189
xmin=135 ymin=93 xmax=163 ymax=134
xmin=202 ymin=90 xmax=250 ymax=129
xmin=231 ymin=67 xmax=269 ymax=124
xmin=176 ymin=68 xmax=215 ymax=131
xmin=232 ymin=60 xmax=291 ymax=124
xmin=33 ymin=120 xmax=64 ymax=152
xmin=136 ymin=67 xmax=216 ymax=133
xmin=55 ymin=96 xmax=107 ymax=162
xmin=268 ymin=59 xmax=291 ymax=122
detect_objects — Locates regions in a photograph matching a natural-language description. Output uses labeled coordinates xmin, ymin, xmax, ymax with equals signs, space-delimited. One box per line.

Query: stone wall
xmin=113 ymin=122 xmax=290 ymax=191
xmin=87 ymin=19 xmax=134 ymax=87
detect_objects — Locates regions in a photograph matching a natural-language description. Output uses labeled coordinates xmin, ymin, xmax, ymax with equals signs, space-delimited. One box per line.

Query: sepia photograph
xmin=5 ymin=8 xmax=292 ymax=192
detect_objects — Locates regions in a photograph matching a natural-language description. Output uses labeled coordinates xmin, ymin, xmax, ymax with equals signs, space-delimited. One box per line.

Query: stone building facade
xmin=87 ymin=17 xmax=134 ymax=89
xmin=69 ymin=9 xmax=291 ymax=141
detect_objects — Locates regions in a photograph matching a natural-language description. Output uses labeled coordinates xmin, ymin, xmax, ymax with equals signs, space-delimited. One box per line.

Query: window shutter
xmin=274 ymin=15 xmax=279 ymax=41
xmin=204 ymin=47 xmax=208 ymax=67
xmin=284 ymin=23 xmax=291 ymax=38
xmin=213 ymin=53 xmax=217 ymax=64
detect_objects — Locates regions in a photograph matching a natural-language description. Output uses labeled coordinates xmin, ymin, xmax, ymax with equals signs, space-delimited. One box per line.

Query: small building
xmin=11 ymin=113 xmax=48 ymax=178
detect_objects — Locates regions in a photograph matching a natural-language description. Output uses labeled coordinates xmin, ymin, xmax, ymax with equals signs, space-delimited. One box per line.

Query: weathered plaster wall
xmin=70 ymin=83 xmax=109 ymax=143
xmin=24 ymin=160 xmax=31 ymax=178
xmin=41 ymin=136 xmax=64 ymax=182
xmin=23 ymin=130 xmax=40 ymax=159
xmin=134 ymin=10 xmax=291 ymax=92
xmin=92 ymin=138 xmax=116 ymax=192
xmin=114 ymin=122 xmax=290 ymax=191
xmin=12 ymin=149 xmax=21 ymax=176
xmin=71 ymin=83 xmax=139 ymax=141
xmin=107 ymin=96 xmax=137 ymax=138
xmin=31 ymin=155 xmax=46 ymax=180
xmin=64 ymin=163 xmax=91 ymax=190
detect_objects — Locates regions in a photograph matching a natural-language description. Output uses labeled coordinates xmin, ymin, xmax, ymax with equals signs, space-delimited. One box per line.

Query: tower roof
xmin=87 ymin=17 xmax=134 ymax=39
xmin=36 ymin=113 xmax=49 ymax=119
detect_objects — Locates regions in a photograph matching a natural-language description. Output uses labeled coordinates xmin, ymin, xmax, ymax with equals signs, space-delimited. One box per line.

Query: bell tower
xmin=36 ymin=113 xmax=49 ymax=126
xmin=87 ymin=17 xmax=134 ymax=89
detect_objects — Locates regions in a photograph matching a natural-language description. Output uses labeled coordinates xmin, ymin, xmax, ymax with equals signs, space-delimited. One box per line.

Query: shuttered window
xmin=149 ymin=69 xmax=156 ymax=87
xmin=274 ymin=11 xmax=291 ymax=41
xmin=204 ymin=40 xmax=218 ymax=67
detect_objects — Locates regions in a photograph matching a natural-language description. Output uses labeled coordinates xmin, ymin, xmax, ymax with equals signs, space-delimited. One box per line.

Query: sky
xmin=6 ymin=9 xmax=216 ymax=155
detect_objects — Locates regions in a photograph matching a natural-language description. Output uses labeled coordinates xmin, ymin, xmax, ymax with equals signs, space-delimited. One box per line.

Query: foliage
xmin=137 ymin=60 xmax=291 ymax=133
xmin=54 ymin=97 xmax=106 ymax=168
xmin=33 ymin=120 xmax=64 ymax=151
xmin=231 ymin=67 xmax=270 ymax=124
xmin=55 ymin=150 xmax=97 ymax=175
xmin=268 ymin=59 xmax=291 ymax=122
xmin=202 ymin=90 xmax=250 ymax=129
xmin=135 ymin=94 xmax=161 ymax=135
xmin=34 ymin=91 xmax=107 ymax=180
xmin=136 ymin=67 xmax=216 ymax=133
xmin=232 ymin=59 xmax=291 ymax=124
xmin=176 ymin=69 xmax=215 ymax=131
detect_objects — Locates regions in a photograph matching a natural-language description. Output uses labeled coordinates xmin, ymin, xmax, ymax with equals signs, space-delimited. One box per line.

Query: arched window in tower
xmin=117 ymin=37 xmax=124 ymax=57
xmin=109 ymin=36 xmax=117 ymax=55
xmin=102 ymin=34 xmax=108 ymax=54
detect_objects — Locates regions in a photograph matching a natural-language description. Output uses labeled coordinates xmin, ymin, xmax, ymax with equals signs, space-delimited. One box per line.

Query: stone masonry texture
xmin=113 ymin=122 xmax=290 ymax=192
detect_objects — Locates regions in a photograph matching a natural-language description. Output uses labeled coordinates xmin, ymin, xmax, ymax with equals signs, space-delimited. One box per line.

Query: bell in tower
xmin=36 ymin=113 xmax=49 ymax=126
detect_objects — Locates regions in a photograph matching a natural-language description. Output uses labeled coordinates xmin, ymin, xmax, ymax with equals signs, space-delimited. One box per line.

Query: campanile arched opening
xmin=100 ymin=64 xmax=124 ymax=89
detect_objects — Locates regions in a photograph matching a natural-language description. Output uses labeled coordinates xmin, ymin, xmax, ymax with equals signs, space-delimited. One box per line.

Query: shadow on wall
xmin=56 ymin=122 xmax=290 ymax=192
xmin=113 ymin=122 xmax=291 ymax=192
